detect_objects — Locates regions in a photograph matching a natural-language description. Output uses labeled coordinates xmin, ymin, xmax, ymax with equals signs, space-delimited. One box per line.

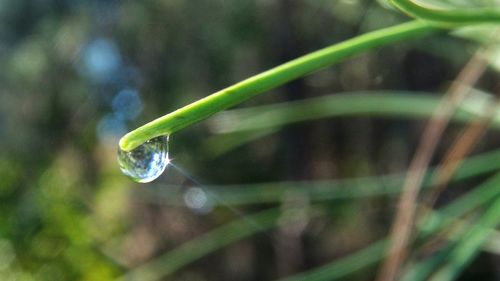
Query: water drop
xmin=117 ymin=136 xmax=169 ymax=183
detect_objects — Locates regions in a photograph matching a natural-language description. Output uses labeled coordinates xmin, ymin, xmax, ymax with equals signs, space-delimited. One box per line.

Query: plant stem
xmin=118 ymin=208 xmax=279 ymax=281
xmin=141 ymin=147 xmax=500 ymax=206
xmin=390 ymin=0 xmax=500 ymax=24
xmin=208 ymin=92 xmax=499 ymax=134
xmin=119 ymin=20 xmax=437 ymax=151
xmin=428 ymin=196 xmax=500 ymax=281
xmin=278 ymin=172 xmax=500 ymax=281
xmin=119 ymin=207 xmax=325 ymax=281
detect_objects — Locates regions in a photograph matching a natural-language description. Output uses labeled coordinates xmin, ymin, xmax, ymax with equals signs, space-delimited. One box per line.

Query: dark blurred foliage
xmin=0 ymin=0 xmax=499 ymax=280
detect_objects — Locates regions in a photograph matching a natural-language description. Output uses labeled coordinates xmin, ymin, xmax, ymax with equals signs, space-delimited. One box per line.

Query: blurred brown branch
xmin=375 ymin=45 xmax=490 ymax=281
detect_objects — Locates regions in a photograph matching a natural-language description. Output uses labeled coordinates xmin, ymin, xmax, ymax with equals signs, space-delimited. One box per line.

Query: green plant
xmin=120 ymin=166 xmax=500 ymax=281
xmin=119 ymin=2 xmax=500 ymax=151
xmin=118 ymin=20 xmax=438 ymax=151
xmin=390 ymin=0 xmax=500 ymax=24
xmin=117 ymin=1 xmax=500 ymax=281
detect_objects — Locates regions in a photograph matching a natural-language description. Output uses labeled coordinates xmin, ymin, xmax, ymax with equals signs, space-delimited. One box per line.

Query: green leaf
xmin=119 ymin=21 xmax=437 ymax=151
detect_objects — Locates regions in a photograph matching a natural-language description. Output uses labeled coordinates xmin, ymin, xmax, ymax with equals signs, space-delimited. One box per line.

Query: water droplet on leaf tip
xmin=117 ymin=135 xmax=169 ymax=183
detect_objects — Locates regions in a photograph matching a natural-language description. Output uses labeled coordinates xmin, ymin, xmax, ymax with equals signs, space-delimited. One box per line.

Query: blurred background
xmin=1 ymin=0 xmax=500 ymax=280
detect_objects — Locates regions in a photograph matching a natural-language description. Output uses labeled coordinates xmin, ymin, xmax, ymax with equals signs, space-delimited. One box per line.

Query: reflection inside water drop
xmin=118 ymin=136 xmax=169 ymax=183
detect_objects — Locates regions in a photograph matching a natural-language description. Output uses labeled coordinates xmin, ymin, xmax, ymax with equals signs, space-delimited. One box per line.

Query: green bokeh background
xmin=0 ymin=0 xmax=499 ymax=280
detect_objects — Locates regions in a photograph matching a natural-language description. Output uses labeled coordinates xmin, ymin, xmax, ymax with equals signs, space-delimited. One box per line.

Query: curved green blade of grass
xmin=118 ymin=207 xmax=324 ymax=281
xmin=402 ymin=196 xmax=500 ymax=281
xmin=121 ymin=170 xmax=500 ymax=281
xmin=278 ymin=239 xmax=388 ymax=281
xmin=276 ymin=172 xmax=500 ymax=281
xmin=401 ymin=244 xmax=455 ymax=281
xmin=390 ymin=0 xmax=500 ymax=24
xmin=401 ymin=208 xmax=500 ymax=281
xmin=140 ymin=147 xmax=500 ymax=206
xmin=207 ymin=91 xmax=497 ymax=135
xmin=118 ymin=208 xmax=280 ymax=281
xmin=428 ymin=196 xmax=500 ymax=281
xmin=119 ymin=20 xmax=438 ymax=151
xmin=205 ymin=91 xmax=496 ymax=156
